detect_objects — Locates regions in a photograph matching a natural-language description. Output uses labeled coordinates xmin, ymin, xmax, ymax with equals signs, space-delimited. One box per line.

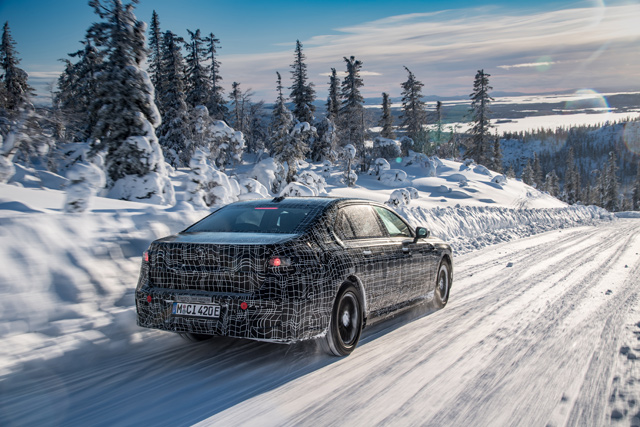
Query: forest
xmin=1 ymin=0 xmax=639 ymax=211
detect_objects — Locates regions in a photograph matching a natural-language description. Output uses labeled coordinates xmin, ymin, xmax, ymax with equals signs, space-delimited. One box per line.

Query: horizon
xmin=1 ymin=0 xmax=639 ymax=104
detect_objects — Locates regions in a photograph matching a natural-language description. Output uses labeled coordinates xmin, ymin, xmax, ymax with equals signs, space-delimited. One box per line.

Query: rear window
xmin=185 ymin=205 xmax=315 ymax=234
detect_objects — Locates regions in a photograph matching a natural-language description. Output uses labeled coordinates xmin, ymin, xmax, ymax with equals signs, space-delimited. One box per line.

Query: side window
xmin=337 ymin=205 xmax=385 ymax=239
xmin=334 ymin=210 xmax=355 ymax=240
xmin=373 ymin=206 xmax=412 ymax=237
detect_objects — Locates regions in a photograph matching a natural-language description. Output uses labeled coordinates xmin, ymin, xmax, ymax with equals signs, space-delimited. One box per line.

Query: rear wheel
xmin=322 ymin=283 xmax=363 ymax=357
xmin=434 ymin=261 xmax=451 ymax=308
xmin=179 ymin=332 xmax=212 ymax=342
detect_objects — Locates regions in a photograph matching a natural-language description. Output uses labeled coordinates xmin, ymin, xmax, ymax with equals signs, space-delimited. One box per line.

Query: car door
xmin=334 ymin=204 xmax=393 ymax=313
xmin=372 ymin=206 xmax=435 ymax=301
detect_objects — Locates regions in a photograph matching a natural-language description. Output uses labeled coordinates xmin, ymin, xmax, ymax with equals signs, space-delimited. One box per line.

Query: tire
xmin=322 ymin=283 xmax=364 ymax=357
xmin=179 ymin=332 xmax=213 ymax=342
xmin=434 ymin=260 xmax=451 ymax=309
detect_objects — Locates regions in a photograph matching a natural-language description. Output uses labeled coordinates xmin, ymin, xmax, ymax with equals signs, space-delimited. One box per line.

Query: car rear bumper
xmin=135 ymin=286 xmax=325 ymax=342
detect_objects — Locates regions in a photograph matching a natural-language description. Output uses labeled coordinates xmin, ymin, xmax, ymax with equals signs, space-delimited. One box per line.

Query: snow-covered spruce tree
xmin=269 ymin=72 xmax=294 ymax=181
xmin=400 ymin=66 xmax=426 ymax=146
xmin=326 ymin=68 xmax=340 ymax=121
xmin=532 ymin=152 xmax=542 ymax=188
xmin=343 ymin=143 xmax=357 ymax=186
xmin=204 ymin=33 xmax=227 ymax=121
xmin=184 ymin=29 xmax=210 ymax=109
xmin=603 ymin=150 xmax=619 ymax=211
xmin=187 ymin=148 xmax=238 ymax=208
xmin=633 ymin=162 xmax=640 ymax=210
xmin=289 ymin=40 xmax=315 ymax=124
xmin=468 ymin=69 xmax=494 ymax=165
xmin=311 ymin=116 xmax=338 ymax=162
xmin=521 ymin=160 xmax=535 ymax=186
xmin=544 ymin=170 xmax=560 ymax=197
xmin=244 ymin=100 xmax=267 ymax=155
xmin=491 ymin=132 xmax=503 ymax=172
xmin=229 ymin=81 xmax=244 ymax=132
xmin=563 ymin=147 xmax=580 ymax=204
xmin=269 ymin=72 xmax=292 ymax=151
xmin=433 ymin=101 xmax=443 ymax=146
xmin=1 ymin=22 xmax=35 ymax=116
xmin=55 ymin=37 xmax=103 ymax=142
xmin=88 ymin=0 xmax=173 ymax=205
xmin=156 ymin=30 xmax=191 ymax=167
xmin=147 ymin=10 xmax=162 ymax=109
xmin=379 ymin=92 xmax=395 ymax=139
xmin=339 ymin=56 xmax=365 ymax=165
xmin=0 ymin=21 xmax=53 ymax=169
xmin=282 ymin=122 xmax=315 ymax=181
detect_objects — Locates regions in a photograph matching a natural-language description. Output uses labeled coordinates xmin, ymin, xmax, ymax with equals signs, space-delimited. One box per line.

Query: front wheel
xmin=322 ymin=283 xmax=364 ymax=357
xmin=434 ymin=261 xmax=451 ymax=309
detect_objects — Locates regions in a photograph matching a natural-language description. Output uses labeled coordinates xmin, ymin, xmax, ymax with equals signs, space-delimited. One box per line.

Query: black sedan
xmin=135 ymin=197 xmax=453 ymax=356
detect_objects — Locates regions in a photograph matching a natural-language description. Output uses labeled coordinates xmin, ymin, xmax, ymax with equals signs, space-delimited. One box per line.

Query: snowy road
xmin=2 ymin=219 xmax=640 ymax=426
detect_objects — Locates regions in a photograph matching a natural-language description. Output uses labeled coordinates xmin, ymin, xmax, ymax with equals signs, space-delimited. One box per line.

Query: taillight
xmin=268 ymin=257 xmax=293 ymax=267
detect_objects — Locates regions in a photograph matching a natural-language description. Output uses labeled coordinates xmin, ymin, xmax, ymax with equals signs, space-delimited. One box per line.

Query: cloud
xmin=497 ymin=62 xmax=554 ymax=70
xmin=209 ymin=3 xmax=640 ymax=98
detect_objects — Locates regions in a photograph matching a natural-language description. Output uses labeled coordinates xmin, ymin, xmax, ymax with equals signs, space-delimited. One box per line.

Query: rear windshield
xmin=185 ymin=205 xmax=316 ymax=234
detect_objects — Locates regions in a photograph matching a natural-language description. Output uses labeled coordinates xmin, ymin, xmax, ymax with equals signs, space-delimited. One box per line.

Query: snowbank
xmin=398 ymin=204 xmax=614 ymax=254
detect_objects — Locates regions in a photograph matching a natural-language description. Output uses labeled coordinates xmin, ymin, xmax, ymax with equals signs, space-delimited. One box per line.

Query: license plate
xmin=172 ymin=302 xmax=221 ymax=318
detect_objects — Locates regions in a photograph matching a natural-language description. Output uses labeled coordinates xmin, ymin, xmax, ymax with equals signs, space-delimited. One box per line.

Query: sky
xmin=1 ymin=0 xmax=639 ymax=104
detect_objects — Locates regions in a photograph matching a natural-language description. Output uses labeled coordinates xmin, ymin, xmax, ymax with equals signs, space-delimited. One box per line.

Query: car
xmin=135 ymin=196 xmax=453 ymax=356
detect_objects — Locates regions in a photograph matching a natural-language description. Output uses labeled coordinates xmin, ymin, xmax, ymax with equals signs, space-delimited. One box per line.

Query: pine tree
xmin=522 ymin=160 xmax=534 ymax=186
xmin=244 ymin=100 xmax=266 ymax=154
xmin=532 ymin=152 xmax=542 ymax=188
xmin=269 ymin=72 xmax=292 ymax=153
xmin=563 ymin=147 xmax=579 ymax=204
xmin=604 ymin=150 xmax=619 ymax=211
xmin=1 ymin=21 xmax=35 ymax=115
xmin=339 ymin=56 xmax=365 ymax=161
xmin=55 ymin=37 xmax=103 ymax=141
xmin=147 ymin=11 xmax=162 ymax=107
xmin=326 ymin=68 xmax=340 ymax=120
xmin=468 ymin=69 xmax=493 ymax=165
xmin=229 ymin=81 xmax=243 ymax=131
xmin=379 ymin=92 xmax=395 ymax=139
xmin=400 ymin=66 xmax=426 ymax=142
xmin=434 ymin=101 xmax=443 ymax=146
xmin=311 ymin=116 xmax=337 ymax=162
xmin=492 ymin=132 xmax=502 ymax=172
xmin=156 ymin=30 xmax=191 ymax=167
xmin=204 ymin=33 xmax=227 ymax=120
xmin=544 ymin=170 xmax=560 ymax=197
xmin=289 ymin=40 xmax=315 ymax=123
xmin=184 ymin=29 xmax=210 ymax=109
xmin=270 ymin=72 xmax=296 ymax=182
xmin=633 ymin=162 xmax=640 ymax=210
xmin=87 ymin=0 xmax=172 ymax=204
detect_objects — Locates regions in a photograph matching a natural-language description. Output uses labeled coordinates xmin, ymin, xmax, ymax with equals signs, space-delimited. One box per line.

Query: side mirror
xmin=414 ymin=226 xmax=430 ymax=242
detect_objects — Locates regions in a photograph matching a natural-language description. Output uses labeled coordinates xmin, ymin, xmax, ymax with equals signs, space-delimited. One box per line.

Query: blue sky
xmin=1 ymin=0 xmax=639 ymax=102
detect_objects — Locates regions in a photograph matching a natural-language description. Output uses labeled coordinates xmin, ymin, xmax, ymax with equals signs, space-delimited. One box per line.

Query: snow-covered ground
xmin=1 ymin=155 xmax=636 ymax=426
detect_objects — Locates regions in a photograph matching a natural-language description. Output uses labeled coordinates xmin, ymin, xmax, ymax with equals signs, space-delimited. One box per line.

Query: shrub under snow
xmin=64 ymin=156 xmax=107 ymax=213
xmin=379 ymin=169 xmax=408 ymax=185
xmin=187 ymin=149 xmax=238 ymax=208
xmin=370 ymin=158 xmax=391 ymax=176
xmin=280 ymin=182 xmax=316 ymax=197
xmin=297 ymin=170 xmax=326 ymax=195
xmin=492 ymin=175 xmax=508 ymax=186
xmin=387 ymin=188 xmax=412 ymax=207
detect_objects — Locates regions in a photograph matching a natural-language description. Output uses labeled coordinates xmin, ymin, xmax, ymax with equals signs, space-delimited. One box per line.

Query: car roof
xmin=220 ymin=197 xmax=378 ymax=210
